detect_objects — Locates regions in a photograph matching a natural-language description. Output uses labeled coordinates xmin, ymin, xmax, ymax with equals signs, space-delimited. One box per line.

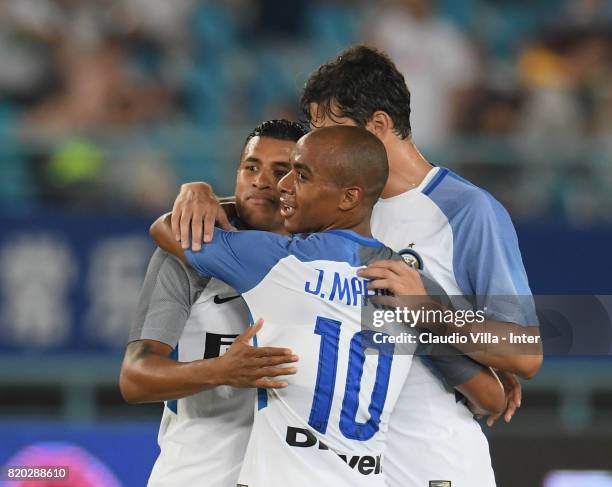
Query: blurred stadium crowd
xmin=0 ymin=0 xmax=611 ymax=222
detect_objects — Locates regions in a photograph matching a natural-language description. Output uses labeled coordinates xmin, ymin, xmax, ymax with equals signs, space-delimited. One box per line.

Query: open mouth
xmin=280 ymin=203 xmax=296 ymax=218
xmin=280 ymin=198 xmax=296 ymax=218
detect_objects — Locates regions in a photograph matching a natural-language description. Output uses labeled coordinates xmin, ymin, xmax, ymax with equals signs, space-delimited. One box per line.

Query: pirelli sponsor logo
xmin=285 ymin=426 xmax=382 ymax=476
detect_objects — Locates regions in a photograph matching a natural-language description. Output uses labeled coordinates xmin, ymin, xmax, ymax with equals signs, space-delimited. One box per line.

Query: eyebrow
xmin=242 ymin=157 xmax=261 ymax=163
xmin=242 ymin=157 xmax=291 ymax=168
xmin=273 ymin=161 xmax=291 ymax=169
xmin=293 ymin=162 xmax=313 ymax=174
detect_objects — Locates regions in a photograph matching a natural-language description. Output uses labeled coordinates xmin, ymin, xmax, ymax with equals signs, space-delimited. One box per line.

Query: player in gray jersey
xmin=119 ymin=120 xmax=308 ymax=487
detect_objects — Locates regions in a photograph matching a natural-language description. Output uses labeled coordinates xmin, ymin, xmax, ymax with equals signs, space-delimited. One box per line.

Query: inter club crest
xmin=399 ymin=247 xmax=423 ymax=270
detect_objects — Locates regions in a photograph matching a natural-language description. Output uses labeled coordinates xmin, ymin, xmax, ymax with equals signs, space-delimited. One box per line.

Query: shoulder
xmin=287 ymin=231 xmax=386 ymax=268
xmin=155 ymin=248 xmax=210 ymax=297
xmin=423 ymin=168 xmax=513 ymax=231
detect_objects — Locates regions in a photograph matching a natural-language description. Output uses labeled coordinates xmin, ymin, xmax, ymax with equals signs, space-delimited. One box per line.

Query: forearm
xmin=409 ymin=298 xmax=542 ymax=377
xmin=120 ymin=355 xmax=223 ymax=403
xmin=456 ymin=367 xmax=506 ymax=416
xmin=120 ymin=346 xmax=223 ymax=404
xmin=440 ymin=320 xmax=542 ymax=378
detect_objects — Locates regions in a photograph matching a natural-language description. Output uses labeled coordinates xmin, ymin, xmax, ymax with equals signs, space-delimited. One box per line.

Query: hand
xmin=357 ymin=259 xmax=427 ymax=296
xmin=171 ymin=182 xmax=236 ymax=251
xmin=485 ymin=371 xmax=521 ymax=427
xmin=217 ymin=319 xmax=299 ymax=389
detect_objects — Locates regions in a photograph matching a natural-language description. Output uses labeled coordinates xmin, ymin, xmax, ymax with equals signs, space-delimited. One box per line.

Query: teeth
xmin=281 ymin=204 xmax=295 ymax=217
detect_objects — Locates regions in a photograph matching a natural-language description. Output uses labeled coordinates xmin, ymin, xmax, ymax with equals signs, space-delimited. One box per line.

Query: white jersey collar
xmin=377 ymin=166 xmax=441 ymax=204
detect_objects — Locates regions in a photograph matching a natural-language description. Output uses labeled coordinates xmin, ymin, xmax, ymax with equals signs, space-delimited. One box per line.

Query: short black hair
xmin=243 ymin=119 xmax=308 ymax=148
xmin=306 ymin=126 xmax=389 ymax=203
xmin=301 ymin=45 xmax=412 ymax=139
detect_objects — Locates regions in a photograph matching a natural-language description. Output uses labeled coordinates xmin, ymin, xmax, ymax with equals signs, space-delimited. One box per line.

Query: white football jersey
xmin=129 ymin=250 xmax=254 ymax=487
xmin=186 ymin=230 xmax=420 ymax=487
xmin=371 ymin=166 xmax=537 ymax=487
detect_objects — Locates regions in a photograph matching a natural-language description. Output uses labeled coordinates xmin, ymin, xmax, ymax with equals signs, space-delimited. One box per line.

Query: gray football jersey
xmin=129 ymin=249 xmax=254 ymax=487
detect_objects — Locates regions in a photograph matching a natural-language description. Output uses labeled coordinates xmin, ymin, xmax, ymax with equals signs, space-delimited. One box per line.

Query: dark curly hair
xmin=244 ymin=119 xmax=309 ymax=147
xmin=301 ymin=45 xmax=412 ymax=139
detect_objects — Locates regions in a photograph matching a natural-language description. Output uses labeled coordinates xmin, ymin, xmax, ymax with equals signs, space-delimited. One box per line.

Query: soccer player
xmin=149 ymin=126 xmax=506 ymax=487
xmin=299 ymin=46 xmax=542 ymax=486
xmin=119 ymin=120 xmax=307 ymax=487
xmin=170 ymin=46 xmax=542 ymax=486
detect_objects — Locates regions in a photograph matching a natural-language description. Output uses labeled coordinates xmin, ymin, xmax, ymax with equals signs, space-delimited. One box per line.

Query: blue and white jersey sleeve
xmin=432 ymin=178 xmax=538 ymax=327
xmin=184 ymin=229 xmax=289 ymax=294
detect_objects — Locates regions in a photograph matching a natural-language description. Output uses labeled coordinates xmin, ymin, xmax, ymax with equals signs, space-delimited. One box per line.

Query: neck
xmin=235 ymin=218 xmax=289 ymax=235
xmin=321 ymin=212 xmax=373 ymax=238
xmin=381 ymin=137 xmax=433 ymax=198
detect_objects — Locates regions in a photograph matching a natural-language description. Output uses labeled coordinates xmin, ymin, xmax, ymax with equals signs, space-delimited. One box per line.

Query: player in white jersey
xmin=119 ymin=120 xmax=307 ymax=486
xmin=151 ymin=126 xmax=503 ymax=487
xmin=300 ymin=45 xmax=542 ymax=486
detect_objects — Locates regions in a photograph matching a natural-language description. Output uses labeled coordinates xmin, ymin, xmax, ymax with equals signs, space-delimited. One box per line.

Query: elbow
xmin=459 ymin=374 xmax=506 ymax=416
xmin=149 ymin=213 xmax=170 ymax=248
xmin=119 ymin=367 xmax=145 ymax=404
xmin=483 ymin=391 xmax=507 ymax=416
xmin=516 ymin=353 xmax=543 ymax=380
xmin=474 ymin=388 xmax=506 ymax=416
xmin=149 ymin=219 xmax=161 ymax=245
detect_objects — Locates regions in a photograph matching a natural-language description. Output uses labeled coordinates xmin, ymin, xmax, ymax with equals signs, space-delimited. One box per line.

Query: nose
xmin=252 ymin=169 xmax=273 ymax=189
xmin=278 ymin=170 xmax=295 ymax=195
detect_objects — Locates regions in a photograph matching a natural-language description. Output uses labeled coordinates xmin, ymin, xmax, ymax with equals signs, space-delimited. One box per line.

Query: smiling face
xmin=277 ymin=136 xmax=343 ymax=234
xmin=234 ymin=136 xmax=295 ymax=232
xmin=276 ymin=125 xmax=391 ymax=236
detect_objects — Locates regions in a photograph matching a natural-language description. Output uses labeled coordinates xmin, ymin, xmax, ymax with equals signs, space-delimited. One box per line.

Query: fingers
xmin=171 ymin=199 xmax=181 ymax=242
xmin=357 ymin=267 xmax=394 ymax=281
xmin=363 ymin=259 xmax=412 ymax=274
xmin=203 ymin=210 xmax=217 ymax=244
xmin=503 ymin=400 xmax=518 ymax=423
xmin=254 ymin=378 xmax=289 ymax=389
xmin=365 ymin=279 xmax=394 ymax=291
xmin=505 ymin=382 xmax=522 ymax=423
xmin=255 ymin=346 xmax=296 ymax=358
xmin=257 ymin=354 xmax=299 ymax=367
xmin=258 ymin=366 xmax=297 ymax=377
xmin=253 ymin=366 xmax=299 ymax=389
xmin=190 ymin=209 xmax=204 ymax=252
xmin=486 ymin=412 xmax=501 ymax=428
xmin=507 ymin=374 xmax=522 ymax=408
xmin=180 ymin=208 xmax=193 ymax=249
xmin=237 ymin=319 xmax=264 ymax=342
xmin=217 ymin=207 xmax=236 ymax=232
xmin=497 ymin=371 xmax=521 ymax=422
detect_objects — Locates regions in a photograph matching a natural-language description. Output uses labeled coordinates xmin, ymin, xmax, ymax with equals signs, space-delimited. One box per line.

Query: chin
xmin=283 ymin=219 xmax=301 ymax=234
xmin=242 ymin=209 xmax=278 ymax=230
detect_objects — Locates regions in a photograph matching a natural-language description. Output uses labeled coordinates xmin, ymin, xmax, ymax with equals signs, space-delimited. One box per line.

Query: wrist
xmin=192 ymin=357 xmax=225 ymax=388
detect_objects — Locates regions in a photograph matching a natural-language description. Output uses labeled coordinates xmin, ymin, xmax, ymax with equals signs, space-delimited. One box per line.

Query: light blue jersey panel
xmin=424 ymin=168 xmax=538 ymax=326
xmin=185 ymin=229 xmax=378 ymax=294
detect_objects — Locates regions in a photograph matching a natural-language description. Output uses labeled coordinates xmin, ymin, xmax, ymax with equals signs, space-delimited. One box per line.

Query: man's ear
xmin=365 ymin=111 xmax=394 ymax=139
xmin=339 ymin=186 xmax=364 ymax=211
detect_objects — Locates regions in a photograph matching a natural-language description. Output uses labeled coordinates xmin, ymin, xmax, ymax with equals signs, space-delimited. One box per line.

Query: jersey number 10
xmin=308 ymin=316 xmax=394 ymax=442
